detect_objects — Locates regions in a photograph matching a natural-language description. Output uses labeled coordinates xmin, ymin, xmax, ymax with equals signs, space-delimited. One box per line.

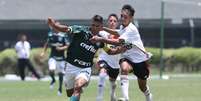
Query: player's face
xmin=21 ymin=35 xmax=27 ymax=41
xmin=107 ymin=16 xmax=118 ymax=29
xmin=91 ymin=21 xmax=103 ymax=35
xmin=120 ymin=10 xmax=133 ymax=27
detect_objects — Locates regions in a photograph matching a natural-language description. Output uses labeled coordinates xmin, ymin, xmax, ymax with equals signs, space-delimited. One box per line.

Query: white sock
xmin=110 ymin=80 xmax=116 ymax=99
xmin=96 ymin=72 xmax=107 ymax=101
xmin=120 ymin=75 xmax=129 ymax=100
xmin=144 ymin=86 xmax=153 ymax=101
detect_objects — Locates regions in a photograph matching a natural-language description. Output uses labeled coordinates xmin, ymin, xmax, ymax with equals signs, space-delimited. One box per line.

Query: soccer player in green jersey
xmin=47 ymin=15 xmax=127 ymax=101
xmin=41 ymin=22 xmax=70 ymax=96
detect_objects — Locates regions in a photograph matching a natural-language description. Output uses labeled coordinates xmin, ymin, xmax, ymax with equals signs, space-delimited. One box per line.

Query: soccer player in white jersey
xmin=96 ymin=14 xmax=120 ymax=101
xmin=90 ymin=4 xmax=153 ymax=101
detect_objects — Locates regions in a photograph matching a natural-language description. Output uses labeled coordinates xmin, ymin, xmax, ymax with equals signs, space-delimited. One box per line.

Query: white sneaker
xmin=49 ymin=83 xmax=54 ymax=90
xmin=146 ymin=93 xmax=153 ymax=101
xmin=57 ymin=91 xmax=62 ymax=96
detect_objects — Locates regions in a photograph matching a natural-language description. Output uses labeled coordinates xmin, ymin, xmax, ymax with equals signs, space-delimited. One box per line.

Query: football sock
xmin=120 ymin=75 xmax=129 ymax=100
xmin=96 ymin=72 xmax=107 ymax=100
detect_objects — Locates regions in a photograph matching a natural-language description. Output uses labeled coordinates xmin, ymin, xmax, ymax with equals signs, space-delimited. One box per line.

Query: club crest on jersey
xmin=80 ymin=42 xmax=96 ymax=53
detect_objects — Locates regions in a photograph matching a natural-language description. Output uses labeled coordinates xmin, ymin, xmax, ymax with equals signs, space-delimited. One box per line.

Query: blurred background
xmin=0 ymin=0 xmax=201 ymax=78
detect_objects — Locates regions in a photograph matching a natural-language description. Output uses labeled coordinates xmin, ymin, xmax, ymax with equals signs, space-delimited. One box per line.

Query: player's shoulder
xmin=128 ymin=23 xmax=138 ymax=32
xmin=69 ymin=25 xmax=89 ymax=33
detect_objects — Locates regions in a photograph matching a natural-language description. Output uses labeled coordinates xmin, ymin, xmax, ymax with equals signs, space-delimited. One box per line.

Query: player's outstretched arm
xmin=48 ymin=17 xmax=70 ymax=32
xmin=90 ymin=36 xmax=120 ymax=45
xmin=103 ymin=27 xmax=119 ymax=37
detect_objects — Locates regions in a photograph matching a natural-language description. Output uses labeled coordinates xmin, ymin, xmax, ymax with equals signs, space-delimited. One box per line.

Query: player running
xmin=96 ymin=13 xmax=120 ymax=101
xmin=47 ymin=15 xmax=127 ymax=101
xmin=90 ymin=4 xmax=153 ymax=101
xmin=40 ymin=22 xmax=70 ymax=96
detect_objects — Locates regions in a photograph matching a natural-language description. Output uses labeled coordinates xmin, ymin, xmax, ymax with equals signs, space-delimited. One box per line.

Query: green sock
xmin=70 ymin=96 xmax=78 ymax=101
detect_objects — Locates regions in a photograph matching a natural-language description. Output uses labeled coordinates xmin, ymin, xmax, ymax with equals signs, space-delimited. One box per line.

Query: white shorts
xmin=64 ymin=62 xmax=91 ymax=90
xmin=48 ymin=58 xmax=65 ymax=74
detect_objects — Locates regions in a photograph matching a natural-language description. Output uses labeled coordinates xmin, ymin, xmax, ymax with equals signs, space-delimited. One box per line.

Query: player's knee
xmin=74 ymin=86 xmax=82 ymax=94
xmin=121 ymin=68 xmax=129 ymax=75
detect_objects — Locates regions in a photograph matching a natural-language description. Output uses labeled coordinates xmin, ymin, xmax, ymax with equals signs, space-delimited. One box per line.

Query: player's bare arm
xmin=56 ymin=45 xmax=69 ymax=51
xmin=90 ymin=36 xmax=120 ymax=45
xmin=103 ymin=27 xmax=119 ymax=37
xmin=40 ymin=41 xmax=48 ymax=57
xmin=48 ymin=17 xmax=70 ymax=33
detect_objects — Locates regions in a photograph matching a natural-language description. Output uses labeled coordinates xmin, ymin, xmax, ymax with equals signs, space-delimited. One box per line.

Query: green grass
xmin=0 ymin=78 xmax=201 ymax=101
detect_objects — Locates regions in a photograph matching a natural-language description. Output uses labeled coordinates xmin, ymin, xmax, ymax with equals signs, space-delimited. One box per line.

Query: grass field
xmin=0 ymin=77 xmax=201 ymax=101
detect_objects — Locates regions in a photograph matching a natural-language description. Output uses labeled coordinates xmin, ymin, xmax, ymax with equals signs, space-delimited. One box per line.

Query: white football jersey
xmin=118 ymin=23 xmax=151 ymax=63
xmin=98 ymin=31 xmax=120 ymax=69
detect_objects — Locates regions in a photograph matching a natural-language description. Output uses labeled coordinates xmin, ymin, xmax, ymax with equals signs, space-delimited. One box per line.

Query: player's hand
xmin=47 ymin=17 xmax=55 ymax=27
xmin=90 ymin=36 xmax=103 ymax=43
xmin=40 ymin=52 xmax=45 ymax=58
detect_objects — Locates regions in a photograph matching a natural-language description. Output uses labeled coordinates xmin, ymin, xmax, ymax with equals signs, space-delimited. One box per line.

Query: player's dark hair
xmin=122 ymin=4 xmax=135 ymax=17
xmin=17 ymin=33 xmax=26 ymax=41
xmin=108 ymin=13 xmax=118 ymax=21
xmin=92 ymin=15 xmax=103 ymax=24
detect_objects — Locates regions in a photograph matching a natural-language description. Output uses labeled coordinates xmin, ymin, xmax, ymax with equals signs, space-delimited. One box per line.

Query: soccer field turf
xmin=0 ymin=78 xmax=201 ymax=101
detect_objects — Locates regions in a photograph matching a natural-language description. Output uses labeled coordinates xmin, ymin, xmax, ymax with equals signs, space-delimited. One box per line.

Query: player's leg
xmin=70 ymin=67 xmax=91 ymax=101
xmin=133 ymin=61 xmax=153 ymax=101
xmin=57 ymin=72 xmax=63 ymax=95
xmin=119 ymin=59 xmax=132 ymax=101
xmin=48 ymin=58 xmax=57 ymax=89
xmin=26 ymin=59 xmax=41 ymax=79
xmin=56 ymin=61 xmax=65 ymax=96
xmin=96 ymin=61 xmax=107 ymax=101
xmin=138 ymin=79 xmax=153 ymax=101
xmin=18 ymin=59 xmax=26 ymax=81
xmin=108 ymin=67 xmax=119 ymax=101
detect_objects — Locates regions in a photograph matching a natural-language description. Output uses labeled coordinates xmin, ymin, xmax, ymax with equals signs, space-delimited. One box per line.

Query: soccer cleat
xmin=57 ymin=91 xmax=62 ymax=96
xmin=49 ymin=83 xmax=55 ymax=90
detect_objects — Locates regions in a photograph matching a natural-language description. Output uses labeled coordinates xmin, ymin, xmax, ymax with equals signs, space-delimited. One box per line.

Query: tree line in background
xmin=0 ymin=47 xmax=201 ymax=76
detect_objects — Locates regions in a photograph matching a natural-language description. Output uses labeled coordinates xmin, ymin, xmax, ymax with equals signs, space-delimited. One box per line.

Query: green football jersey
xmin=47 ymin=31 xmax=70 ymax=61
xmin=66 ymin=25 xmax=104 ymax=68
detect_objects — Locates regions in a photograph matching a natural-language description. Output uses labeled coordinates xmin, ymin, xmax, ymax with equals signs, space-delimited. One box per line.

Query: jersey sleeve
xmin=68 ymin=25 xmax=83 ymax=34
xmin=47 ymin=30 xmax=53 ymax=43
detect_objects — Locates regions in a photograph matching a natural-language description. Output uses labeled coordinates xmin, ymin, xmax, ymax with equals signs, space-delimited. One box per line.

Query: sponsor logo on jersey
xmin=74 ymin=59 xmax=91 ymax=67
xmin=80 ymin=42 xmax=96 ymax=53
